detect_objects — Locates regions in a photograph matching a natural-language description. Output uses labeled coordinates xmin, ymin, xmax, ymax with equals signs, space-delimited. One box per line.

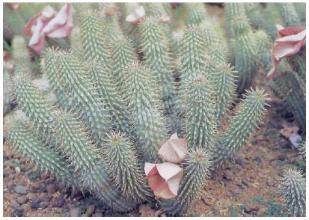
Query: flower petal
xmin=158 ymin=133 xmax=188 ymax=163
xmin=43 ymin=3 xmax=73 ymax=38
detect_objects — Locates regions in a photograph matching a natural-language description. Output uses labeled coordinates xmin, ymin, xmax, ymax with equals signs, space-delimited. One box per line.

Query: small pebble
xmin=27 ymin=193 xmax=37 ymax=201
xmin=11 ymin=201 xmax=21 ymax=209
xmin=39 ymin=201 xmax=49 ymax=209
xmin=14 ymin=185 xmax=27 ymax=195
xmin=11 ymin=208 xmax=23 ymax=217
xmin=17 ymin=196 xmax=28 ymax=205
xmin=31 ymin=198 xmax=41 ymax=209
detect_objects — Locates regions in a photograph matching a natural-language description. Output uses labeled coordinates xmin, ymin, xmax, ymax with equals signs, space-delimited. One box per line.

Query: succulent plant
xmin=225 ymin=3 xmax=259 ymax=93
xmin=6 ymin=3 xmax=273 ymax=216
xmin=160 ymin=149 xmax=211 ymax=216
xmin=271 ymin=62 xmax=305 ymax=131
xmin=277 ymin=3 xmax=301 ymax=26
xmin=280 ymin=168 xmax=306 ymax=217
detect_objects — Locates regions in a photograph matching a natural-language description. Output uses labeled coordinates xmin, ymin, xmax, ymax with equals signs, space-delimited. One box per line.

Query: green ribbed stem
xmin=160 ymin=149 xmax=211 ymax=216
xmin=210 ymin=63 xmax=237 ymax=123
xmin=110 ymin=36 xmax=138 ymax=95
xmin=124 ymin=62 xmax=168 ymax=162
xmin=7 ymin=123 xmax=76 ymax=187
xmin=54 ymin=112 xmax=137 ymax=212
xmin=184 ymin=76 xmax=216 ymax=150
xmin=104 ymin=132 xmax=152 ymax=202
xmin=211 ymin=88 xmax=268 ymax=167
xmin=88 ymin=62 xmax=132 ymax=135
xmin=138 ymin=16 xmax=177 ymax=132
xmin=42 ymin=49 xmax=111 ymax=144
xmin=278 ymin=3 xmax=301 ymax=26
xmin=80 ymin=13 xmax=110 ymax=66
xmin=280 ymin=169 xmax=306 ymax=217
xmin=184 ymin=3 xmax=208 ymax=25
xmin=177 ymin=25 xmax=213 ymax=114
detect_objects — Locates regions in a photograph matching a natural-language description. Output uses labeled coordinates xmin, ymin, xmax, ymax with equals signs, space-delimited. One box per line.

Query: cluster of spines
xmin=184 ymin=75 xmax=216 ymax=150
xmin=160 ymin=149 xmax=211 ymax=216
xmin=14 ymin=76 xmax=55 ymax=138
xmin=183 ymin=3 xmax=208 ymax=25
xmin=138 ymin=16 xmax=177 ymax=131
xmin=199 ymin=20 xmax=228 ymax=65
xmin=210 ymin=63 xmax=237 ymax=123
xmin=110 ymin=36 xmax=139 ymax=95
xmin=42 ymin=49 xmax=112 ymax=144
xmin=7 ymin=123 xmax=76 ymax=187
xmin=280 ymin=168 xmax=306 ymax=217
xmin=177 ymin=25 xmax=213 ymax=113
xmin=103 ymin=132 xmax=152 ymax=202
xmin=87 ymin=61 xmax=132 ymax=135
xmin=225 ymin=3 xmax=259 ymax=93
xmin=277 ymin=3 xmax=301 ymax=26
xmin=80 ymin=13 xmax=110 ymax=66
xmin=54 ymin=112 xmax=137 ymax=212
xmin=211 ymin=88 xmax=268 ymax=167
xmin=124 ymin=62 xmax=168 ymax=162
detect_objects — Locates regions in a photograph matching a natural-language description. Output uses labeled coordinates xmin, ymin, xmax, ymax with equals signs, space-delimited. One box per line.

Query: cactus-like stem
xmin=160 ymin=149 xmax=211 ymax=216
xmin=224 ymin=3 xmax=247 ymax=38
xmin=87 ymin=62 xmax=132 ymax=135
xmin=124 ymin=62 xmax=168 ymax=162
xmin=199 ymin=20 xmax=228 ymax=65
xmin=138 ymin=16 xmax=177 ymax=132
xmin=272 ymin=71 xmax=306 ymax=131
xmin=3 ymin=66 xmax=15 ymax=115
xmin=280 ymin=169 xmax=306 ymax=217
xmin=110 ymin=36 xmax=139 ymax=95
xmin=231 ymin=15 xmax=258 ymax=93
xmin=15 ymin=76 xmax=55 ymax=139
xmin=7 ymin=123 xmax=76 ymax=187
xmin=54 ymin=112 xmax=137 ymax=212
xmin=211 ymin=88 xmax=268 ymax=167
xmin=105 ymin=13 xmax=125 ymax=44
xmin=184 ymin=3 xmax=208 ymax=25
xmin=184 ymin=75 xmax=216 ymax=150
xmin=177 ymin=25 xmax=213 ymax=113
xmin=80 ymin=13 xmax=110 ymax=66
xmin=254 ymin=29 xmax=272 ymax=73
xmin=42 ymin=49 xmax=112 ymax=144
xmin=210 ymin=63 xmax=237 ymax=123
xmin=278 ymin=3 xmax=301 ymax=26
xmin=12 ymin=36 xmax=32 ymax=74
xmin=293 ymin=3 xmax=306 ymax=24
xmin=117 ymin=3 xmax=141 ymax=49
xmin=103 ymin=132 xmax=153 ymax=202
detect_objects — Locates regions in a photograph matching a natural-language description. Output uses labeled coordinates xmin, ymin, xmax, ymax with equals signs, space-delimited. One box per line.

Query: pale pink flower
xmin=267 ymin=26 xmax=306 ymax=79
xmin=144 ymin=162 xmax=183 ymax=199
xmin=158 ymin=133 xmax=188 ymax=163
xmin=24 ymin=4 xmax=73 ymax=54
xmin=144 ymin=133 xmax=188 ymax=199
